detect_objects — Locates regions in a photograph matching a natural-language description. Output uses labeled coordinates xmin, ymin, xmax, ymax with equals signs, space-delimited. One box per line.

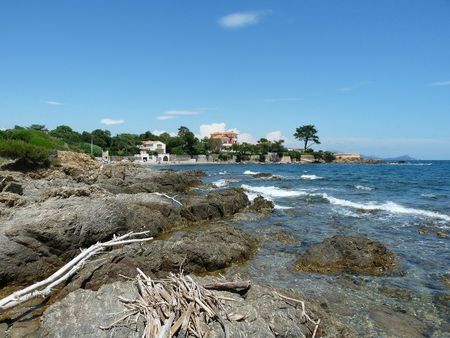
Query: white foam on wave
xmin=421 ymin=193 xmax=436 ymax=198
xmin=274 ymin=204 xmax=293 ymax=210
xmin=242 ymin=183 xmax=450 ymax=222
xmin=218 ymin=171 xmax=227 ymax=175
xmin=213 ymin=178 xmax=239 ymax=188
xmin=301 ymin=174 xmax=323 ymax=180
xmin=354 ymin=185 xmax=374 ymax=191
xmin=321 ymin=193 xmax=450 ymax=222
xmin=241 ymin=186 xmax=293 ymax=210
xmin=241 ymin=184 xmax=307 ymax=198
xmin=244 ymin=170 xmax=259 ymax=175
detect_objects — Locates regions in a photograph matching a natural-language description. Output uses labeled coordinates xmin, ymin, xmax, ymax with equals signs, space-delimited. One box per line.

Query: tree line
xmin=0 ymin=123 xmax=335 ymax=168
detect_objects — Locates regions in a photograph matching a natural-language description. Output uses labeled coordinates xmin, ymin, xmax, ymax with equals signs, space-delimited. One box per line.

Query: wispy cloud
xmin=46 ymin=100 xmax=64 ymax=106
xmin=100 ymin=118 xmax=125 ymax=125
xmin=339 ymin=81 xmax=372 ymax=92
xmin=264 ymin=97 xmax=303 ymax=102
xmin=157 ymin=115 xmax=176 ymax=120
xmin=218 ymin=11 xmax=268 ymax=29
xmin=157 ymin=110 xmax=201 ymax=120
xmin=428 ymin=80 xmax=450 ymax=87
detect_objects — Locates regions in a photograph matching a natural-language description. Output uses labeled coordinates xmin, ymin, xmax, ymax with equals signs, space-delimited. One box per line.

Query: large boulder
xmin=294 ymin=236 xmax=396 ymax=276
xmin=182 ymin=188 xmax=249 ymax=221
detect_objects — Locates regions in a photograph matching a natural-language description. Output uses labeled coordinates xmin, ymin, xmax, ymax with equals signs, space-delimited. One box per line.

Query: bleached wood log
xmin=203 ymin=281 xmax=251 ymax=293
xmin=0 ymin=231 xmax=153 ymax=312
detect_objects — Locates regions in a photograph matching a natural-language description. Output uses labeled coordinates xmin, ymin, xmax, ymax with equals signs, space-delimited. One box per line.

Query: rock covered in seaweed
xmin=294 ymin=236 xmax=396 ymax=276
xmin=248 ymin=195 xmax=274 ymax=213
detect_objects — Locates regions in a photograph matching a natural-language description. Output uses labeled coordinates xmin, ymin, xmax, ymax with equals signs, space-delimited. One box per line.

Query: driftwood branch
xmin=0 ymin=232 xmax=153 ymax=312
xmin=203 ymin=281 xmax=251 ymax=293
xmin=276 ymin=292 xmax=321 ymax=338
xmin=151 ymin=192 xmax=183 ymax=206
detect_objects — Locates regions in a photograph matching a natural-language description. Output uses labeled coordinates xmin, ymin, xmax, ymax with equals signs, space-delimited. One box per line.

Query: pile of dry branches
xmin=102 ymin=269 xmax=233 ymax=338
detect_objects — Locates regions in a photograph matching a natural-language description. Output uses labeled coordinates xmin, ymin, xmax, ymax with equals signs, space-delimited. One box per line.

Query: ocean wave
xmin=321 ymin=194 xmax=450 ymax=222
xmin=354 ymin=185 xmax=374 ymax=191
xmin=420 ymin=193 xmax=436 ymax=199
xmin=274 ymin=204 xmax=293 ymax=210
xmin=300 ymin=174 xmax=323 ymax=180
xmin=218 ymin=171 xmax=227 ymax=175
xmin=241 ymin=184 xmax=307 ymax=198
xmin=244 ymin=170 xmax=260 ymax=175
xmin=241 ymin=186 xmax=293 ymax=209
xmin=213 ymin=178 xmax=239 ymax=188
xmin=386 ymin=162 xmax=432 ymax=166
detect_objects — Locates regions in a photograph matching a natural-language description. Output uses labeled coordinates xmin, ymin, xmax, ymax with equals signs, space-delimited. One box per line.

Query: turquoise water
xmin=160 ymin=162 xmax=450 ymax=336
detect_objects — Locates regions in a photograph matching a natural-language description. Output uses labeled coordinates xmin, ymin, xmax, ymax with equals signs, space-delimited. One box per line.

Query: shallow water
xmin=159 ymin=162 xmax=450 ymax=337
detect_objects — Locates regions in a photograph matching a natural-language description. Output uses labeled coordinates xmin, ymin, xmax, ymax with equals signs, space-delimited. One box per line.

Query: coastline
xmin=0 ymin=151 xmax=447 ymax=337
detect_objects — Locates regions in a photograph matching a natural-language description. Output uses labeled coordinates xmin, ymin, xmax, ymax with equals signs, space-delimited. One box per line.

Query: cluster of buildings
xmin=136 ymin=131 xmax=238 ymax=164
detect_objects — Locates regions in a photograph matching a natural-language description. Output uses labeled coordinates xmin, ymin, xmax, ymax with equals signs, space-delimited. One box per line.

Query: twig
xmin=151 ymin=193 xmax=183 ymax=206
xmin=0 ymin=232 xmax=153 ymax=312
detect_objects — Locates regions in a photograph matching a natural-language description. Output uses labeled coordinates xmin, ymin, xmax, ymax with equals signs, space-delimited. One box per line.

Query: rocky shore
xmin=0 ymin=151 xmax=405 ymax=337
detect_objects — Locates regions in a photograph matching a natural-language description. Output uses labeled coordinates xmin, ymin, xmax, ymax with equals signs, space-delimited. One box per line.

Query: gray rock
xmin=0 ymin=189 xmax=249 ymax=287
xmin=41 ymin=279 xmax=352 ymax=338
xmin=41 ymin=281 xmax=142 ymax=338
xmin=61 ymin=224 xmax=257 ymax=294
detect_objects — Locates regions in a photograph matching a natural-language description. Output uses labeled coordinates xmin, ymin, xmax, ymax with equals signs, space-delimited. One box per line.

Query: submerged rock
xmin=294 ymin=236 xmax=396 ymax=276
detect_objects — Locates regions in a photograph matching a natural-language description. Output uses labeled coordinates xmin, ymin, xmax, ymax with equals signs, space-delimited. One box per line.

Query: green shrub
xmin=0 ymin=139 xmax=50 ymax=170
xmin=322 ymin=151 xmax=336 ymax=163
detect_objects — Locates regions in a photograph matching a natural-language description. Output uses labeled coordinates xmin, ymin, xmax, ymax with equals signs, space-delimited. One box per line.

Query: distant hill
xmin=382 ymin=155 xmax=418 ymax=161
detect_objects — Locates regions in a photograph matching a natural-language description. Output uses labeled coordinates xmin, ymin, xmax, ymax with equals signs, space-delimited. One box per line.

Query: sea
xmin=159 ymin=161 xmax=450 ymax=337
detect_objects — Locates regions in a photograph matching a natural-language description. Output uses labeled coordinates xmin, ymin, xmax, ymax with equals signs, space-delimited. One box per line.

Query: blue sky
xmin=1 ymin=0 xmax=449 ymax=159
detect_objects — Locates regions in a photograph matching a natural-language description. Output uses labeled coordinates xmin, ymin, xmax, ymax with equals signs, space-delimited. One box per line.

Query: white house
xmin=137 ymin=141 xmax=170 ymax=163
xmin=140 ymin=140 xmax=166 ymax=154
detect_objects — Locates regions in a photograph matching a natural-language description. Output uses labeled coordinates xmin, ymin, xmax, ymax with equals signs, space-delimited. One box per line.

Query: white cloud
xmin=218 ymin=11 xmax=266 ymax=29
xmin=428 ymin=80 xmax=450 ymax=87
xmin=152 ymin=130 xmax=177 ymax=137
xmin=239 ymin=133 xmax=256 ymax=144
xmin=265 ymin=131 xmax=287 ymax=142
xmin=157 ymin=115 xmax=176 ymax=120
xmin=46 ymin=100 xmax=64 ymax=105
xmin=100 ymin=118 xmax=125 ymax=125
xmin=157 ymin=110 xmax=201 ymax=121
xmin=199 ymin=122 xmax=226 ymax=138
xmin=198 ymin=122 xmax=256 ymax=143
xmin=264 ymin=98 xmax=303 ymax=102
xmin=339 ymin=81 xmax=372 ymax=92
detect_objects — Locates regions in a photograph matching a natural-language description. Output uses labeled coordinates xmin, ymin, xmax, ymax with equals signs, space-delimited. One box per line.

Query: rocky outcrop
xmin=40 ymin=278 xmax=353 ymax=338
xmin=0 ymin=189 xmax=249 ymax=287
xmin=61 ymin=224 xmax=257 ymax=294
xmin=97 ymin=164 xmax=205 ymax=194
xmin=248 ymin=195 xmax=274 ymax=213
xmin=294 ymin=236 xmax=396 ymax=276
xmin=181 ymin=188 xmax=249 ymax=221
